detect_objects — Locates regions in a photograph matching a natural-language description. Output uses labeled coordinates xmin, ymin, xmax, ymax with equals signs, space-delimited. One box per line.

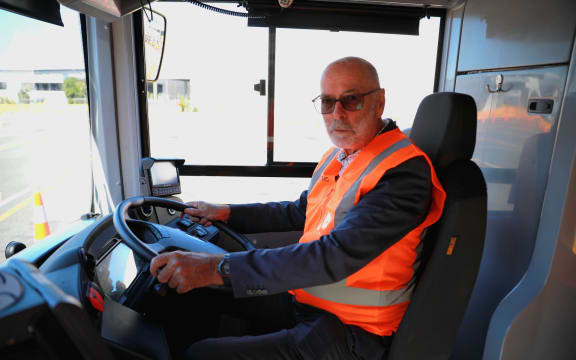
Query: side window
xmin=274 ymin=19 xmax=441 ymax=162
xmin=0 ymin=8 xmax=91 ymax=262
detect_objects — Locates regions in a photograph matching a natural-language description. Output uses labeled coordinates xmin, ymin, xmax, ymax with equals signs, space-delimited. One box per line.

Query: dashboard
xmin=0 ymin=209 xmax=223 ymax=359
xmin=86 ymin=211 xmax=222 ymax=304
xmin=0 ymin=160 xmax=253 ymax=358
xmin=20 ymin=205 xmax=229 ymax=359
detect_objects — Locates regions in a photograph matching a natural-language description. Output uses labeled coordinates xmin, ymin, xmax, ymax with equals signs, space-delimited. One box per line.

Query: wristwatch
xmin=217 ymin=253 xmax=231 ymax=287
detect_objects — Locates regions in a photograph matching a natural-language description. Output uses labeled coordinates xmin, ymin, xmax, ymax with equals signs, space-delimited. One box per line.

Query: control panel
xmin=174 ymin=216 xmax=218 ymax=241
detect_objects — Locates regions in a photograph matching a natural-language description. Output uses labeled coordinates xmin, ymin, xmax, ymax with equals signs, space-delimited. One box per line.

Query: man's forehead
xmin=323 ymin=64 xmax=368 ymax=79
xmin=320 ymin=88 xmax=360 ymax=96
xmin=320 ymin=74 xmax=373 ymax=93
xmin=321 ymin=65 xmax=378 ymax=90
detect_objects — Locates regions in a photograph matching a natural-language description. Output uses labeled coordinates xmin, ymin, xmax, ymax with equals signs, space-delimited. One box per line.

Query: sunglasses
xmin=312 ymin=88 xmax=381 ymax=114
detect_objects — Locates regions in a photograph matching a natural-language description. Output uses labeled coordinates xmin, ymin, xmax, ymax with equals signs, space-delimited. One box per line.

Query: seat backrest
xmin=388 ymin=92 xmax=487 ymax=360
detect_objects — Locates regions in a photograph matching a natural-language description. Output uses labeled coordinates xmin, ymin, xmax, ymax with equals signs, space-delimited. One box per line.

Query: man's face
xmin=320 ymin=64 xmax=385 ymax=153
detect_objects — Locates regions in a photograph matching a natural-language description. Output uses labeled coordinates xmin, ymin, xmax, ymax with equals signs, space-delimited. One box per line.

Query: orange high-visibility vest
xmin=291 ymin=128 xmax=446 ymax=336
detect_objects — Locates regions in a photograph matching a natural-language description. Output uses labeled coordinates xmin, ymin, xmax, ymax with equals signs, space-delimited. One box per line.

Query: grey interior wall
xmin=458 ymin=0 xmax=576 ymax=71
xmin=488 ymin=37 xmax=576 ymax=360
xmin=437 ymin=0 xmax=576 ymax=358
xmin=452 ymin=65 xmax=567 ymax=360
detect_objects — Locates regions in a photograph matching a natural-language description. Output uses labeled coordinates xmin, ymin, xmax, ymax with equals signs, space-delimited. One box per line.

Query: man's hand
xmin=150 ymin=251 xmax=225 ymax=294
xmin=184 ymin=201 xmax=231 ymax=227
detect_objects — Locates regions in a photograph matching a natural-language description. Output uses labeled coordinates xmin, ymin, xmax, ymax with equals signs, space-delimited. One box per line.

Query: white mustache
xmin=329 ymin=119 xmax=353 ymax=132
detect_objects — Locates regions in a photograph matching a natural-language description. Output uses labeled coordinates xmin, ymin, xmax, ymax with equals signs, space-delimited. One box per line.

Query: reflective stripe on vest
xmin=308 ymin=148 xmax=339 ymax=193
xmin=303 ymin=276 xmax=415 ymax=306
xmin=301 ymin=227 xmax=427 ymax=307
xmin=334 ymin=138 xmax=411 ymax=226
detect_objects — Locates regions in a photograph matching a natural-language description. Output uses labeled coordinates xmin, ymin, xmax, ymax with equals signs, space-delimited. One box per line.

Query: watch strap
xmin=217 ymin=253 xmax=231 ymax=287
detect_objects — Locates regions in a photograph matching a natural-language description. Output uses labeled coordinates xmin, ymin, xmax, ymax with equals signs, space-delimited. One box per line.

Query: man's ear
xmin=376 ymin=88 xmax=386 ymax=116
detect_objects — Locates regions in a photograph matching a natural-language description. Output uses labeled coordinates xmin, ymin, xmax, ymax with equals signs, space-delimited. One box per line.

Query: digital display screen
xmin=150 ymin=161 xmax=179 ymax=187
xmin=95 ymin=242 xmax=144 ymax=301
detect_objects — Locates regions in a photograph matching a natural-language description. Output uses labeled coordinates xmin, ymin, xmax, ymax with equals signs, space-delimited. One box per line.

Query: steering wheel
xmin=113 ymin=196 xmax=254 ymax=262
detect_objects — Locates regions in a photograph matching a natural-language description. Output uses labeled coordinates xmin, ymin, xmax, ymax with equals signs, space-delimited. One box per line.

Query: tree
xmin=18 ymin=89 xmax=30 ymax=104
xmin=63 ymin=77 xmax=87 ymax=104
xmin=0 ymin=96 xmax=15 ymax=104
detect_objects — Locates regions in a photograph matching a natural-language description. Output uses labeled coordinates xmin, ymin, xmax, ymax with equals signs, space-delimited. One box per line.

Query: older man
xmin=151 ymin=57 xmax=445 ymax=359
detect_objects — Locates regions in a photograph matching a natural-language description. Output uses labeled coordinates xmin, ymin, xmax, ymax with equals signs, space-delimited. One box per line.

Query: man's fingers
xmin=150 ymin=253 xmax=171 ymax=277
xmin=168 ymin=271 xmax=180 ymax=289
xmin=184 ymin=207 xmax=202 ymax=216
xmin=157 ymin=259 xmax=177 ymax=283
xmin=184 ymin=208 xmax=206 ymax=223
xmin=184 ymin=214 xmax=202 ymax=224
xmin=184 ymin=204 xmax=209 ymax=224
xmin=165 ymin=266 xmax=193 ymax=293
xmin=176 ymin=284 xmax=189 ymax=294
xmin=184 ymin=201 xmax=202 ymax=214
xmin=186 ymin=201 xmax=200 ymax=208
xmin=198 ymin=218 xmax=211 ymax=226
xmin=152 ymin=252 xmax=181 ymax=283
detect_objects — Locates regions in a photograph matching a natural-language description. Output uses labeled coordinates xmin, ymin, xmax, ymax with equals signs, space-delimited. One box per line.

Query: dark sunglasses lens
xmin=341 ymin=94 xmax=363 ymax=111
xmin=320 ymin=98 xmax=336 ymax=114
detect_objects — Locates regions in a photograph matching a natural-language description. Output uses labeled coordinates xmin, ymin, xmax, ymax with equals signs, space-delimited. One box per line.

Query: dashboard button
xmin=87 ymin=283 xmax=105 ymax=312
xmin=193 ymin=226 xmax=208 ymax=237
xmin=177 ymin=217 xmax=193 ymax=230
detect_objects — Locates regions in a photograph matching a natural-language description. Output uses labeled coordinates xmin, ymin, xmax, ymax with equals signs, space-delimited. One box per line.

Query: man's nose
xmin=332 ymin=100 xmax=347 ymax=118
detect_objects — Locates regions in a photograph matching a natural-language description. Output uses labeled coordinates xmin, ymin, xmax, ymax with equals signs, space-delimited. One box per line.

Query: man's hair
xmin=325 ymin=57 xmax=380 ymax=88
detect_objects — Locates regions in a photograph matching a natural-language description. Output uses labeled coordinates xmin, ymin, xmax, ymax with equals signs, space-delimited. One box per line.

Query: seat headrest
xmin=409 ymin=92 xmax=477 ymax=169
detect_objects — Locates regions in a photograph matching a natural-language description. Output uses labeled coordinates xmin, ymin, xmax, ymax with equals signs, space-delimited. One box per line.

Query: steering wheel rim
xmin=114 ymin=196 xmax=256 ymax=261
xmin=113 ymin=196 xmax=192 ymax=261
xmin=213 ymin=221 xmax=256 ymax=251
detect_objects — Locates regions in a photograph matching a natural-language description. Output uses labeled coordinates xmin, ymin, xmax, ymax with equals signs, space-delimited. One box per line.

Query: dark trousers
xmin=184 ymin=293 xmax=392 ymax=360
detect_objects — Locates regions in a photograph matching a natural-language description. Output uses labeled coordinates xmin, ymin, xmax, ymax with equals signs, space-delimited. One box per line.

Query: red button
xmin=88 ymin=286 xmax=104 ymax=312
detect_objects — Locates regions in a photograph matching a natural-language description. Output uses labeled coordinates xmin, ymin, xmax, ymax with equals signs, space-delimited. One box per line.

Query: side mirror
xmin=5 ymin=241 xmax=26 ymax=259
xmin=143 ymin=10 xmax=167 ymax=82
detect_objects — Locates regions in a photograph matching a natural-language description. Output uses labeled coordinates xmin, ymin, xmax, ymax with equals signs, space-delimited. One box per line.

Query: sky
xmin=0 ymin=6 xmax=85 ymax=70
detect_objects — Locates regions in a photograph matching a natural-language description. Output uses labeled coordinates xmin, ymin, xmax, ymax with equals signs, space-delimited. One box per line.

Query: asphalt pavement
xmin=0 ymin=104 xmax=91 ymax=263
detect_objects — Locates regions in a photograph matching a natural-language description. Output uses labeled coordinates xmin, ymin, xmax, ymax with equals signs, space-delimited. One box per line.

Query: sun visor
xmin=0 ymin=0 xmax=63 ymax=26
xmin=246 ymin=1 xmax=428 ymax=35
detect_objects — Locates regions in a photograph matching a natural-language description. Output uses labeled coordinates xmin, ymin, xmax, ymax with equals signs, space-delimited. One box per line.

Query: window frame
xmin=135 ymin=5 xmax=445 ymax=178
xmin=80 ymin=14 xmax=91 ymax=116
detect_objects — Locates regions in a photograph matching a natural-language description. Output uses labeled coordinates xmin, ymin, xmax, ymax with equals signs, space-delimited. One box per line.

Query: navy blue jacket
xmin=227 ymin=126 xmax=433 ymax=298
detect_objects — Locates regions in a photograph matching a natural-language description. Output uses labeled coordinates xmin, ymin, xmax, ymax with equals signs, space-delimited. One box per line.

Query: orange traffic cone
xmin=34 ymin=192 xmax=51 ymax=241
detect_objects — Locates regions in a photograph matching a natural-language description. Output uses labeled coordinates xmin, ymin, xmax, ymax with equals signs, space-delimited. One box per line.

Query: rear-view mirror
xmin=144 ymin=10 xmax=166 ymax=82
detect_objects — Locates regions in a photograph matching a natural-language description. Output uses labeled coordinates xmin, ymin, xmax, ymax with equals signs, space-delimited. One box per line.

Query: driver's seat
xmin=388 ymin=92 xmax=487 ymax=359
